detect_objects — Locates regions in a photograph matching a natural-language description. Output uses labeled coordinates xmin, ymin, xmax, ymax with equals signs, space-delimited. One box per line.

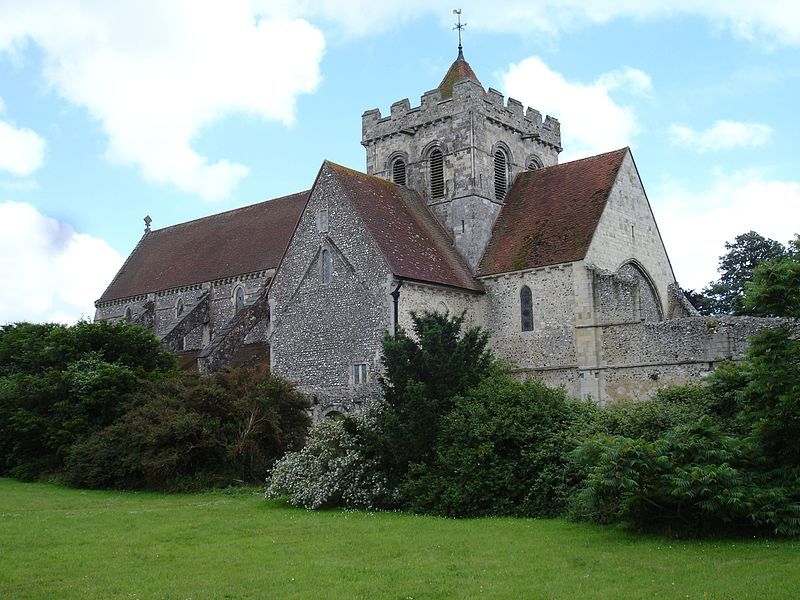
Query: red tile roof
xmin=98 ymin=191 xmax=308 ymax=302
xmin=478 ymin=148 xmax=629 ymax=276
xmin=438 ymin=55 xmax=482 ymax=99
xmin=326 ymin=162 xmax=482 ymax=292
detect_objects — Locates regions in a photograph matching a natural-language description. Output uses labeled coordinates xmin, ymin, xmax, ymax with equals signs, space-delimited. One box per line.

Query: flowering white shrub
xmin=265 ymin=408 xmax=395 ymax=510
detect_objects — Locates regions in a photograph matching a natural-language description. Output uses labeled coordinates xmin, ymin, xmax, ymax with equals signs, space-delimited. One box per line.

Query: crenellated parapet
xmin=362 ymin=79 xmax=561 ymax=152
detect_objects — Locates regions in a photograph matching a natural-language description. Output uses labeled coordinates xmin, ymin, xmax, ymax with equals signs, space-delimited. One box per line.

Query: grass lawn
xmin=1 ymin=478 xmax=798 ymax=599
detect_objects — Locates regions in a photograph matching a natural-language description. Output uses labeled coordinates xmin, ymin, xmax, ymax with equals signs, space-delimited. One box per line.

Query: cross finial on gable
xmin=144 ymin=215 xmax=152 ymax=233
xmin=453 ymin=9 xmax=466 ymax=59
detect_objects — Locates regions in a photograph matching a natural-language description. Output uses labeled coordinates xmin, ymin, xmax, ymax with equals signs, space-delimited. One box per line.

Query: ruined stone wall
xmin=593 ymin=316 xmax=783 ymax=403
xmin=584 ymin=152 xmax=675 ymax=317
xmin=269 ymin=165 xmax=393 ymax=417
xmin=592 ymin=263 xmax=662 ymax=325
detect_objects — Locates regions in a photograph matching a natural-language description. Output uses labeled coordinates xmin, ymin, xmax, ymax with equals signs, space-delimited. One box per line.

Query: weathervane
xmin=453 ymin=9 xmax=466 ymax=58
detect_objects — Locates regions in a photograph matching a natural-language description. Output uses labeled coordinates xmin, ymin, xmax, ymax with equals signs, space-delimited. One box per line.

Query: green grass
xmin=1 ymin=479 xmax=798 ymax=599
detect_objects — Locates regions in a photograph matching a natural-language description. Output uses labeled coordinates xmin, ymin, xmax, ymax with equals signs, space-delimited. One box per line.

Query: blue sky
xmin=1 ymin=1 xmax=798 ymax=323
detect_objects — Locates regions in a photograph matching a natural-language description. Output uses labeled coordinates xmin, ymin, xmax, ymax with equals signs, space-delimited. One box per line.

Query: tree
xmin=362 ymin=311 xmax=494 ymax=486
xmin=743 ymin=235 xmax=800 ymax=318
xmin=701 ymin=231 xmax=787 ymax=315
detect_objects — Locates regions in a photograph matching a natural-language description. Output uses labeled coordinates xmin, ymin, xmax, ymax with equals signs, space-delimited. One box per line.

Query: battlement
xmin=362 ymin=79 xmax=561 ymax=151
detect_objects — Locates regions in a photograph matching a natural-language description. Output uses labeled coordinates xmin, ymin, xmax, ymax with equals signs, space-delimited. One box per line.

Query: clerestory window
xmin=176 ymin=297 xmax=184 ymax=318
xmin=234 ymin=286 xmax=245 ymax=312
xmin=520 ymin=285 xmax=533 ymax=332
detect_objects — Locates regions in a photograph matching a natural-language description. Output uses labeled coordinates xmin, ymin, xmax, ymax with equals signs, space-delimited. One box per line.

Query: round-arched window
xmin=176 ymin=297 xmax=184 ymax=318
xmin=429 ymin=148 xmax=444 ymax=199
xmin=392 ymin=157 xmax=407 ymax=186
xmin=124 ymin=306 xmax=132 ymax=322
xmin=526 ymin=155 xmax=543 ymax=170
xmin=234 ymin=286 xmax=245 ymax=312
xmin=520 ymin=285 xmax=533 ymax=331
xmin=495 ymin=147 xmax=509 ymax=201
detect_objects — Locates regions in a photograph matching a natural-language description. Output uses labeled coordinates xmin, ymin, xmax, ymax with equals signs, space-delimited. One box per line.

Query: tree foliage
xmin=369 ymin=311 xmax=494 ymax=484
xmin=699 ymin=231 xmax=787 ymax=315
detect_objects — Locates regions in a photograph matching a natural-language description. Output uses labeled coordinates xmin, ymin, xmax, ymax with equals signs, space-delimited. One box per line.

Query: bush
xmin=266 ymin=408 xmax=394 ymax=509
xmin=402 ymin=375 xmax=597 ymax=517
xmin=572 ymin=418 xmax=800 ymax=536
xmin=64 ymin=367 xmax=310 ymax=491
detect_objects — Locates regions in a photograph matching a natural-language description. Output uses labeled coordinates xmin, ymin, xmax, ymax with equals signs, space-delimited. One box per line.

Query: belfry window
xmin=526 ymin=156 xmax=542 ymax=171
xmin=392 ymin=158 xmax=407 ymax=186
xmin=520 ymin=285 xmax=533 ymax=332
xmin=321 ymin=248 xmax=332 ymax=284
xmin=234 ymin=286 xmax=245 ymax=312
xmin=495 ymin=148 xmax=509 ymax=201
xmin=429 ymin=148 xmax=444 ymax=199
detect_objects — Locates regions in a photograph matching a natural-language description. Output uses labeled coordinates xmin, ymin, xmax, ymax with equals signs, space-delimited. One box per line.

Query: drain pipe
xmin=390 ymin=278 xmax=404 ymax=337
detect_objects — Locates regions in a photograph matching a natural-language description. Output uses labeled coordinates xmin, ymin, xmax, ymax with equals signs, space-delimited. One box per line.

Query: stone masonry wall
xmin=479 ymin=263 xmax=580 ymax=397
xmin=396 ymin=281 xmax=485 ymax=334
xmin=362 ymin=79 xmax=561 ymax=269
xmin=583 ymin=151 xmax=675 ymax=317
xmin=269 ymin=164 xmax=394 ymax=417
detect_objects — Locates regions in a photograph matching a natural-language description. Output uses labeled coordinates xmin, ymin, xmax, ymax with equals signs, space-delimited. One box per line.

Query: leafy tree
xmin=743 ymin=235 xmax=800 ymax=318
xmin=701 ymin=231 xmax=787 ymax=315
xmin=363 ymin=311 xmax=494 ymax=487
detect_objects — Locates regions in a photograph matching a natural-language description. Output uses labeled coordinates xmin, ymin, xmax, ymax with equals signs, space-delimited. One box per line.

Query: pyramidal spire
xmin=438 ymin=11 xmax=481 ymax=99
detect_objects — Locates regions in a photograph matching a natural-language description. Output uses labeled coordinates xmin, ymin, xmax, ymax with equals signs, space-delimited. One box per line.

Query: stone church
xmin=95 ymin=49 xmax=771 ymax=417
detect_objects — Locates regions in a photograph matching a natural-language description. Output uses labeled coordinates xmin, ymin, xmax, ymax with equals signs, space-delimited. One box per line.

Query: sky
xmin=1 ymin=1 xmax=799 ymax=324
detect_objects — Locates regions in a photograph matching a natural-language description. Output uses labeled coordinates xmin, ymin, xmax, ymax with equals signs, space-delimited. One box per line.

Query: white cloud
xmin=0 ymin=201 xmax=123 ymax=324
xmin=668 ymin=120 xmax=773 ymax=152
xmin=654 ymin=172 xmax=800 ymax=290
xmin=266 ymin=1 xmax=800 ymax=46
xmin=0 ymin=1 xmax=325 ymax=200
xmin=501 ymin=57 xmax=646 ymax=160
xmin=0 ymin=98 xmax=45 ymax=176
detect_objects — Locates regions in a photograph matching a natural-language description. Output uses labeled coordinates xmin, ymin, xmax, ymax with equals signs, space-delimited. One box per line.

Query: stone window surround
xmin=233 ymin=285 xmax=245 ymax=312
xmin=520 ymin=284 xmax=533 ymax=332
xmin=492 ymin=141 xmax=513 ymax=201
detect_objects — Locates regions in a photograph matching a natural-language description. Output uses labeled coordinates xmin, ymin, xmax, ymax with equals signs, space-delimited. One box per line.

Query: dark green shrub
xmin=369 ymin=311 xmax=494 ymax=485
xmin=402 ymin=375 xmax=597 ymax=517
xmin=65 ymin=367 xmax=311 ymax=491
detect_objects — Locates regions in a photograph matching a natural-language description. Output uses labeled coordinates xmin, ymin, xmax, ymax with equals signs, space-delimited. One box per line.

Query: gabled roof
xmin=98 ymin=191 xmax=308 ymax=302
xmin=438 ymin=53 xmax=482 ymax=99
xmin=478 ymin=148 xmax=629 ymax=276
xmin=326 ymin=162 xmax=482 ymax=292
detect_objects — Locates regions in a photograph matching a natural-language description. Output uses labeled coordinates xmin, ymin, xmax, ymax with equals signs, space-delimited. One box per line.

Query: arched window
xmin=520 ymin=285 xmax=533 ymax=332
xmin=526 ymin=155 xmax=543 ymax=170
xmin=321 ymin=248 xmax=332 ymax=284
xmin=494 ymin=147 xmax=509 ymax=201
xmin=124 ymin=306 xmax=132 ymax=322
xmin=391 ymin=157 xmax=407 ymax=186
xmin=176 ymin=297 xmax=184 ymax=318
xmin=234 ymin=286 xmax=245 ymax=312
xmin=429 ymin=148 xmax=444 ymax=199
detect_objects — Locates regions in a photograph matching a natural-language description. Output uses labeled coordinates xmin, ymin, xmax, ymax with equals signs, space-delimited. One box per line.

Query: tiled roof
xmin=326 ymin=162 xmax=482 ymax=292
xmin=438 ymin=54 xmax=481 ymax=99
xmin=99 ymin=191 xmax=308 ymax=302
xmin=478 ymin=148 xmax=629 ymax=276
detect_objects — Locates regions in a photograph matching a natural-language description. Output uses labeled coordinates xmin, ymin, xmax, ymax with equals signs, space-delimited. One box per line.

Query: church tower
xmin=361 ymin=44 xmax=562 ymax=269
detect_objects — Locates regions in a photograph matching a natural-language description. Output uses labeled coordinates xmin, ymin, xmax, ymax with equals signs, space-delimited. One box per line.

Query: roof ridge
xmin=149 ymin=190 xmax=309 ymax=235
xmin=541 ymin=147 xmax=628 ymax=171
